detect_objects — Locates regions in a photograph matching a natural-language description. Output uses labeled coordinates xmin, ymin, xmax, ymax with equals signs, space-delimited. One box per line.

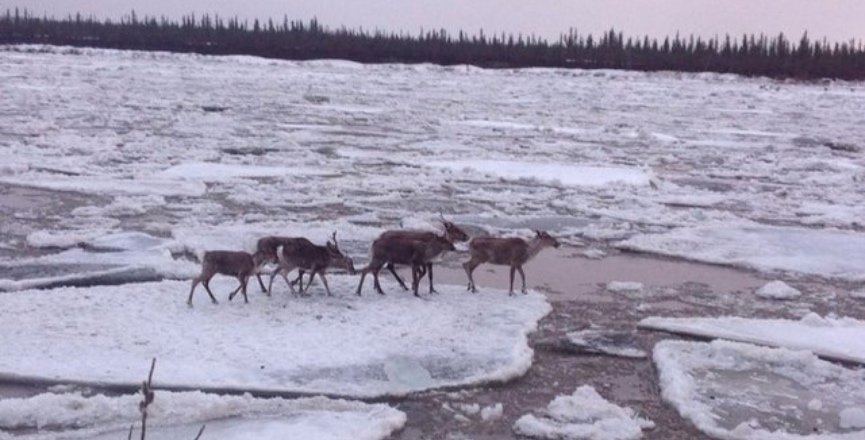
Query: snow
xmin=839 ymin=408 xmax=865 ymax=430
xmin=513 ymin=385 xmax=654 ymax=440
xmin=605 ymin=281 xmax=644 ymax=294
xmin=654 ymin=339 xmax=865 ymax=439
xmin=0 ymin=278 xmax=551 ymax=398
xmin=620 ymin=222 xmax=865 ymax=281
xmin=1 ymin=46 xmax=864 ymax=285
xmin=0 ymin=391 xmax=405 ymax=440
xmin=566 ymin=329 xmax=647 ymax=359
xmin=428 ymin=160 xmax=652 ymax=188
xmin=155 ymin=162 xmax=330 ymax=181
xmin=755 ymin=280 xmax=802 ymax=300
xmin=2 ymin=44 xmax=865 ymax=436
xmin=640 ymin=313 xmax=865 ymax=364
xmin=481 ymin=403 xmax=504 ymax=422
xmin=0 ymin=175 xmax=207 ymax=198
xmin=2 ymin=231 xmax=197 ymax=292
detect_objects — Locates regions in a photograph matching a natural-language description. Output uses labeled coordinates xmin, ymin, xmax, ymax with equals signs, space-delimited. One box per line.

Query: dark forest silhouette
xmin=2 ymin=8 xmax=864 ymax=80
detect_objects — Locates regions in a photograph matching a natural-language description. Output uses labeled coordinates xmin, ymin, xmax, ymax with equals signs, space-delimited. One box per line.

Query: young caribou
xmin=463 ymin=230 xmax=560 ymax=296
xmin=267 ymin=232 xmax=355 ymax=296
xmin=187 ymin=250 xmax=265 ymax=306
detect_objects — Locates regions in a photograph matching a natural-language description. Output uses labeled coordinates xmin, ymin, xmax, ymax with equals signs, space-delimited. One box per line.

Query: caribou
xmin=267 ymin=232 xmax=355 ymax=296
xmin=187 ymin=250 xmax=266 ymax=306
xmin=356 ymin=233 xmax=456 ymax=297
xmin=463 ymin=230 xmax=560 ymax=296
xmin=361 ymin=213 xmax=469 ymax=293
xmin=252 ymin=236 xmax=314 ymax=293
xmin=357 ymin=215 xmax=467 ymax=296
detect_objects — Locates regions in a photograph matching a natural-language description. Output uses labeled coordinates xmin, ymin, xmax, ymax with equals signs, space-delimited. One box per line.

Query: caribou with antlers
xmin=356 ymin=214 xmax=467 ymax=296
xmin=463 ymin=230 xmax=560 ymax=296
xmin=356 ymin=233 xmax=456 ymax=297
xmin=267 ymin=232 xmax=355 ymax=296
xmin=252 ymin=236 xmax=314 ymax=293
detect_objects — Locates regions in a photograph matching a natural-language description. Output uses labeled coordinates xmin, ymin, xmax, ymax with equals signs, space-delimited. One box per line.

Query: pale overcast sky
xmin=15 ymin=1 xmax=865 ymax=44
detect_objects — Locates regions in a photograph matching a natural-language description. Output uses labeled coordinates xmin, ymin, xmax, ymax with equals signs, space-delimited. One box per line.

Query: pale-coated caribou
xmin=463 ymin=230 xmax=560 ymax=296
xmin=188 ymin=250 xmax=267 ymax=306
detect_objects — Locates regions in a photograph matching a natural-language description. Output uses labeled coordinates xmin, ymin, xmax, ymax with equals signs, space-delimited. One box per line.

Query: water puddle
xmin=433 ymin=247 xmax=764 ymax=302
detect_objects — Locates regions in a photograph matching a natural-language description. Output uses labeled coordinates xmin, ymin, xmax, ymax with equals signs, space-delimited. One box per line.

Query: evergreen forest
xmin=2 ymin=8 xmax=864 ymax=80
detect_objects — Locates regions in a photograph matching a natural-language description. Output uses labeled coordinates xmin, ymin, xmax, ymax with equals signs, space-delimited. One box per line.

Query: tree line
xmin=2 ymin=8 xmax=864 ymax=80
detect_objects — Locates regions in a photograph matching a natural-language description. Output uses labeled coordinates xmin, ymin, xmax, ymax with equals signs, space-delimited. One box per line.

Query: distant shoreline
xmin=2 ymin=9 xmax=864 ymax=80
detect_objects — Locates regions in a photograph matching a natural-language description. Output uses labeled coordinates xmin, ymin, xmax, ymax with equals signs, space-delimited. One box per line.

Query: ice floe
xmin=620 ymin=222 xmax=865 ymax=281
xmin=640 ymin=313 xmax=865 ymax=364
xmin=0 ymin=278 xmax=550 ymax=398
xmin=654 ymin=340 xmax=865 ymax=439
xmin=564 ymin=329 xmax=647 ymax=359
xmin=513 ymin=385 xmax=654 ymax=440
xmin=0 ymin=390 xmax=405 ymax=440
xmin=755 ymin=280 xmax=802 ymax=300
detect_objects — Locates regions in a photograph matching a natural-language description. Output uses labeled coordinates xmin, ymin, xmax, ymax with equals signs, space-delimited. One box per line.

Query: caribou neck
xmin=526 ymin=236 xmax=547 ymax=259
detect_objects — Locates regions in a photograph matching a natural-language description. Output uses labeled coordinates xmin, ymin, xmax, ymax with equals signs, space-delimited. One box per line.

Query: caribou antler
xmin=330 ymin=231 xmax=339 ymax=249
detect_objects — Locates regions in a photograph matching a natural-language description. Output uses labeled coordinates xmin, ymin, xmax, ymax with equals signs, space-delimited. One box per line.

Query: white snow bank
xmin=654 ymin=340 xmax=865 ymax=439
xmin=0 ymin=391 xmax=405 ymax=440
xmin=619 ymin=222 xmax=865 ymax=281
xmin=755 ymin=280 xmax=802 ymax=300
xmin=0 ymin=278 xmax=550 ymax=398
xmin=513 ymin=385 xmax=654 ymax=440
xmin=428 ymin=160 xmax=652 ymax=188
xmin=640 ymin=313 xmax=865 ymax=364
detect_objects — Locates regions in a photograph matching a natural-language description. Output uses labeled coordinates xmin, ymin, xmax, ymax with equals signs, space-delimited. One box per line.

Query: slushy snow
xmin=513 ymin=385 xmax=654 ymax=440
xmin=755 ymin=280 xmax=802 ymax=299
xmin=0 ymin=391 xmax=405 ymax=440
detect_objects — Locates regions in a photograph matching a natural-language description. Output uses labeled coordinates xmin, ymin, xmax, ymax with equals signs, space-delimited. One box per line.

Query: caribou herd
xmin=187 ymin=216 xmax=561 ymax=306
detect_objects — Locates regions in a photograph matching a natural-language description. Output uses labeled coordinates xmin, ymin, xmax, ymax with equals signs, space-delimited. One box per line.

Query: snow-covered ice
xmin=0 ymin=391 xmax=405 ymax=440
xmin=755 ymin=280 xmax=802 ymax=300
xmin=654 ymin=340 xmax=865 ymax=439
xmin=640 ymin=313 xmax=865 ymax=364
xmin=620 ymin=222 xmax=865 ymax=281
xmin=1 ymin=46 xmax=863 ymax=286
xmin=1 ymin=231 xmax=197 ymax=292
xmin=605 ymin=282 xmax=645 ymax=294
xmin=513 ymin=385 xmax=654 ymax=440
xmin=428 ymin=160 xmax=652 ymax=188
xmin=0 ymin=278 xmax=550 ymax=398
xmin=565 ymin=329 xmax=647 ymax=359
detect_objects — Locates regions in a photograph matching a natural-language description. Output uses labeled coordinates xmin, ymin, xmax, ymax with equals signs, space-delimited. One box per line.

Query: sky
xmin=14 ymin=0 xmax=865 ymax=45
